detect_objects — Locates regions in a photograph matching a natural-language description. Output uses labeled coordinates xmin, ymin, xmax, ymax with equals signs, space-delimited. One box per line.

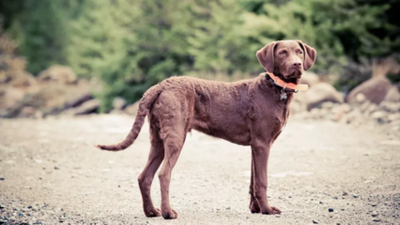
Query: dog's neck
xmin=263 ymin=71 xmax=297 ymax=104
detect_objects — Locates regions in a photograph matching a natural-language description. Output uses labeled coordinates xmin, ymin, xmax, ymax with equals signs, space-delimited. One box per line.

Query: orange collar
xmin=265 ymin=71 xmax=308 ymax=92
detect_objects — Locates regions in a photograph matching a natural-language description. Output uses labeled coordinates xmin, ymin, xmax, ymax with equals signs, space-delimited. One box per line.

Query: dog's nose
xmin=293 ymin=62 xmax=302 ymax=67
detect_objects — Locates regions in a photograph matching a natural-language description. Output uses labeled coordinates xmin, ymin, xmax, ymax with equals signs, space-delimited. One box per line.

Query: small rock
xmin=353 ymin=194 xmax=359 ymax=198
xmin=373 ymin=218 xmax=381 ymax=222
xmin=340 ymin=103 xmax=351 ymax=113
xmin=360 ymin=101 xmax=371 ymax=113
xmin=64 ymin=92 xmax=93 ymax=109
xmin=321 ymin=101 xmax=335 ymax=109
xmin=388 ymin=113 xmax=400 ymax=122
xmin=54 ymin=166 xmax=60 ymax=170
xmin=328 ymin=208 xmax=334 ymax=212
xmin=371 ymin=111 xmax=387 ymax=120
xmin=371 ymin=203 xmax=377 ymax=207
xmin=73 ymin=99 xmax=101 ymax=115
xmin=333 ymin=196 xmax=338 ymax=200
xmin=371 ymin=211 xmax=379 ymax=217
xmin=366 ymin=104 xmax=379 ymax=115
xmin=124 ymin=101 xmax=140 ymax=115
xmin=312 ymin=219 xmax=319 ymax=224
xmin=380 ymin=101 xmax=400 ymax=112
xmin=18 ymin=106 xmax=36 ymax=118
xmin=356 ymin=93 xmax=366 ymax=103
xmin=0 ymin=178 xmax=4 ymax=181
xmin=37 ymin=65 xmax=77 ymax=84
xmin=112 ymin=97 xmax=127 ymax=110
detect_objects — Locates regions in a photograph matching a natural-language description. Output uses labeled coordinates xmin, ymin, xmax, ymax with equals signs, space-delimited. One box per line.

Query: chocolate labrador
xmin=96 ymin=40 xmax=317 ymax=219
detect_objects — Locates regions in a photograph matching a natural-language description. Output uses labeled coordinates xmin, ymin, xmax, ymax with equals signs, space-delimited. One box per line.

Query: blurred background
xmin=0 ymin=0 xmax=399 ymax=118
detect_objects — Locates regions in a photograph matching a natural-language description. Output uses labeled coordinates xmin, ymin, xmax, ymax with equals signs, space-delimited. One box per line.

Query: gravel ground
xmin=0 ymin=114 xmax=399 ymax=225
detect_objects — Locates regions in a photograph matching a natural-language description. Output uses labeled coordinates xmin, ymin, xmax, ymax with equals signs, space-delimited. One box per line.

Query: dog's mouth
xmin=284 ymin=70 xmax=302 ymax=81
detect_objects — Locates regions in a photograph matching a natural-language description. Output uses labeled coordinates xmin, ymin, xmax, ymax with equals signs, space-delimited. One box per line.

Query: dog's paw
xmin=162 ymin=209 xmax=178 ymax=219
xmin=144 ymin=208 xmax=161 ymax=217
xmin=249 ymin=200 xmax=261 ymax=213
xmin=262 ymin=206 xmax=281 ymax=215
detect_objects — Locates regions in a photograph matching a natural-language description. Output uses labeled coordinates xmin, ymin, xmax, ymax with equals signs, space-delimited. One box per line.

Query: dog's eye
xmin=298 ymin=51 xmax=303 ymax=55
xmin=279 ymin=50 xmax=287 ymax=55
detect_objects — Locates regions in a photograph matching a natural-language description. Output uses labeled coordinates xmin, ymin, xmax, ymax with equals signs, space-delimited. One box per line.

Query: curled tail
xmin=95 ymin=84 xmax=163 ymax=151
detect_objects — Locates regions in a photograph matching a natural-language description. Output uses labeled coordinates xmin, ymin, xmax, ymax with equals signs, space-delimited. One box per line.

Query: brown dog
xmin=96 ymin=40 xmax=316 ymax=219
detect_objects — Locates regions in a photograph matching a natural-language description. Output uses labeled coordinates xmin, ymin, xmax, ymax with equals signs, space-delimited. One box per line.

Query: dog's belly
xmin=191 ymin=118 xmax=251 ymax=146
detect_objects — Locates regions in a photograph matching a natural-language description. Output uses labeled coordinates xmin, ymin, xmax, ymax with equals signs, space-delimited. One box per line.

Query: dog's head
xmin=256 ymin=40 xmax=316 ymax=81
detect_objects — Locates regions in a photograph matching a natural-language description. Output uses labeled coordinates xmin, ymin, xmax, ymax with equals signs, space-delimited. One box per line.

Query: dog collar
xmin=264 ymin=71 xmax=308 ymax=92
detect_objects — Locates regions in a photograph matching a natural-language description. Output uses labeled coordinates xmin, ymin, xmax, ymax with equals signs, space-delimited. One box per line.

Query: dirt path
xmin=0 ymin=115 xmax=399 ymax=224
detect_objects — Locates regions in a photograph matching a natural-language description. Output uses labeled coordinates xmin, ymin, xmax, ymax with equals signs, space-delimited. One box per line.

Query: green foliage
xmin=240 ymin=0 xmax=397 ymax=74
xmin=6 ymin=0 xmax=69 ymax=75
xmin=1 ymin=0 xmax=399 ymax=111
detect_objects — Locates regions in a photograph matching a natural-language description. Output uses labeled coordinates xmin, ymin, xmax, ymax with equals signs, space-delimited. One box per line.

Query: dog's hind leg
xmin=156 ymin=93 xmax=188 ymax=219
xmin=158 ymin=125 xmax=186 ymax=219
xmin=138 ymin=116 xmax=164 ymax=217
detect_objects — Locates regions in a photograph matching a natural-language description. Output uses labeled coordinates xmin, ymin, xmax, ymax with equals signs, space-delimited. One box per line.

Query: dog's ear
xmin=297 ymin=40 xmax=317 ymax=71
xmin=256 ymin=42 xmax=277 ymax=72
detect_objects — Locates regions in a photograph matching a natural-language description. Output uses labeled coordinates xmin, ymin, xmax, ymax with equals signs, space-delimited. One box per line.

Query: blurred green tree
xmin=6 ymin=0 xmax=69 ymax=75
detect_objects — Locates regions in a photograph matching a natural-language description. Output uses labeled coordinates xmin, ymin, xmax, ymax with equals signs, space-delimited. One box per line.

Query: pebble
xmin=54 ymin=166 xmax=60 ymax=170
xmin=371 ymin=211 xmax=379 ymax=217
xmin=328 ymin=208 xmax=334 ymax=212
xmin=312 ymin=219 xmax=318 ymax=224
xmin=353 ymin=194 xmax=359 ymax=198
xmin=333 ymin=196 xmax=338 ymax=200
xmin=373 ymin=218 xmax=381 ymax=222
xmin=0 ymin=178 xmax=4 ymax=181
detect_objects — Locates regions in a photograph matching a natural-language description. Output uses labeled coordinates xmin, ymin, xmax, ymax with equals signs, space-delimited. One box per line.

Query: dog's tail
xmin=95 ymin=84 xmax=163 ymax=151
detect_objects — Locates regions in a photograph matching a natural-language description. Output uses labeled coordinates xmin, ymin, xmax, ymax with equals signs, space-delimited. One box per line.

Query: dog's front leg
xmin=251 ymin=140 xmax=281 ymax=215
xmin=249 ymin=157 xmax=261 ymax=213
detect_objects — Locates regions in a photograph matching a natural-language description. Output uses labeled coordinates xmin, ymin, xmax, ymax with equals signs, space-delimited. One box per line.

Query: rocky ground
xmin=0 ymin=114 xmax=399 ymax=225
